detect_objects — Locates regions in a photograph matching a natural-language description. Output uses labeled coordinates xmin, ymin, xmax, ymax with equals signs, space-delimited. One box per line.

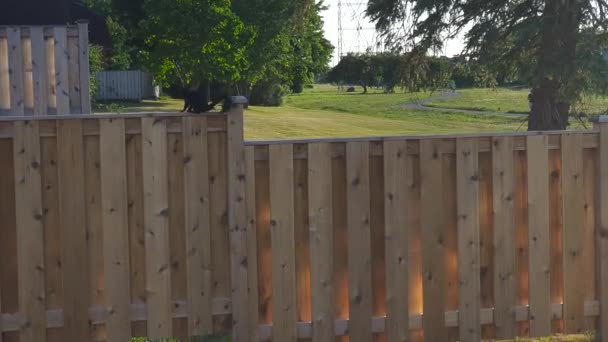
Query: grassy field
xmin=426 ymin=87 xmax=608 ymax=115
xmin=94 ymin=85 xmax=527 ymax=139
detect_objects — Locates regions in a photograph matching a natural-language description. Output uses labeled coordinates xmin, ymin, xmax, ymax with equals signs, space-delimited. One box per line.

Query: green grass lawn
xmin=94 ymin=85 xmax=528 ymax=139
xmin=425 ymin=87 xmax=608 ymax=115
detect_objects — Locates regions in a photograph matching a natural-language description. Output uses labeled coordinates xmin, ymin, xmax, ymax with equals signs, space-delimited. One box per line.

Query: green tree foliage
xmin=366 ymin=0 xmax=608 ymax=130
xmin=140 ymin=0 xmax=255 ymax=86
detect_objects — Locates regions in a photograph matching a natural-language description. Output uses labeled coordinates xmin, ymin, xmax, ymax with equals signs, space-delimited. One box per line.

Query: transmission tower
xmin=336 ymin=0 xmax=377 ymax=63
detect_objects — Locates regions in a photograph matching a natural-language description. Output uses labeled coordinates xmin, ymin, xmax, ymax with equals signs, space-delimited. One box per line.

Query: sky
xmin=321 ymin=0 xmax=465 ymax=65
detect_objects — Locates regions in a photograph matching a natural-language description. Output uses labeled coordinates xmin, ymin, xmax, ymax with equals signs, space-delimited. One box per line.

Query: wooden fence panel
xmin=561 ymin=134 xmax=586 ymax=333
xmin=142 ymin=117 xmax=172 ymax=338
xmin=100 ymin=118 xmax=131 ymax=342
xmin=346 ymin=141 xmax=373 ymax=342
xmin=245 ymin=146 xmax=260 ymax=341
xmin=57 ymin=120 xmax=89 ymax=342
xmin=383 ymin=140 xmax=409 ymax=342
xmin=53 ymin=28 xmax=70 ymax=115
xmin=13 ymin=120 xmax=46 ymax=342
xmin=420 ymin=139 xmax=448 ymax=341
xmin=456 ymin=138 xmax=481 ymax=341
xmin=269 ymin=144 xmax=297 ymax=342
xmin=0 ymin=25 xmax=89 ymax=116
xmin=7 ymin=28 xmax=24 ymax=115
xmin=182 ymin=116 xmax=213 ymax=336
xmin=308 ymin=143 xmax=334 ymax=342
xmin=492 ymin=137 xmax=517 ymax=339
xmin=526 ymin=135 xmax=552 ymax=337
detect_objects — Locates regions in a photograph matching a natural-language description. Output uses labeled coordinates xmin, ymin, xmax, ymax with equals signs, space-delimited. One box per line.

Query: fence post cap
xmin=230 ymin=96 xmax=249 ymax=105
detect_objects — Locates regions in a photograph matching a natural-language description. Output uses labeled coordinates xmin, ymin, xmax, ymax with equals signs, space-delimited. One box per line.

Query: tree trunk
xmin=529 ymin=0 xmax=580 ymax=131
xmin=363 ymin=84 xmax=368 ymax=94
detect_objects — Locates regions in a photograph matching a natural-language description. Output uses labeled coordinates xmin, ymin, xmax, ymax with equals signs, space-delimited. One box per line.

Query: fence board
xmin=255 ymin=153 xmax=273 ymax=326
xmin=126 ymin=130 xmax=147 ymax=336
xmin=45 ymin=36 xmax=56 ymax=111
xmin=52 ymin=28 xmax=69 ymax=115
xmin=383 ymin=140 xmax=409 ymax=342
xmin=308 ymin=143 xmax=334 ymax=342
xmin=345 ymin=141 xmax=373 ymax=342
xmin=370 ymin=149 xmax=386 ymax=342
xmin=245 ymin=146 xmax=260 ymax=341
xmin=492 ymin=137 xmax=517 ymax=338
xmin=332 ymin=149 xmax=349 ymax=342
xmin=582 ymin=148 xmax=596 ymax=332
xmin=443 ymin=150 xmax=459 ymax=342
xmin=294 ymin=154 xmax=312 ymax=336
xmin=7 ymin=28 xmax=24 ymax=115
xmin=269 ymin=144 xmax=297 ymax=342
xmin=84 ymin=133 xmax=105 ymax=341
xmin=100 ymin=118 xmax=131 ymax=341
xmin=77 ymin=22 xmax=91 ymax=114
xmin=142 ymin=117 xmax=172 ymax=338
xmin=561 ymin=134 xmax=586 ymax=333
xmin=526 ymin=135 xmax=551 ymax=336
xmin=30 ymin=28 xmax=47 ymax=116
xmin=67 ymin=35 xmax=80 ymax=113
xmin=168 ymin=131 xmax=188 ymax=341
xmin=549 ymin=148 xmax=563 ymax=334
xmin=420 ymin=139 xmax=448 ymax=341
xmin=13 ymin=121 xmax=46 ymax=342
xmin=456 ymin=138 xmax=481 ymax=341
xmin=182 ymin=116 xmax=213 ymax=336
xmin=56 ymin=120 xmax=89 ymax=342
xmin=0 ymin=38 xmax=9 ymax=112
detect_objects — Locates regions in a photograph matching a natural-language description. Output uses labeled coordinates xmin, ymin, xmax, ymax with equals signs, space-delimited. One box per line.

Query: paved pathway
xmin=399 ymin=91 xmax=529 ymax=118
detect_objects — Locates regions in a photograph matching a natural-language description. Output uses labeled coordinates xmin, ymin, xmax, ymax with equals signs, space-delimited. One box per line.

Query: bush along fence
xmin=2 ymin=103 xmax=608 ymax=342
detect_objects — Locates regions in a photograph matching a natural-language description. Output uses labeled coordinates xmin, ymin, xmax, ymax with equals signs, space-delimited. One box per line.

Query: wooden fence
xmin=1 ymin=103 xmax=608 ymax=342
xmin=0 ymin=24 xmax=91 ymax=116
xmin=96 ymin=70 xmax=159 ymax=101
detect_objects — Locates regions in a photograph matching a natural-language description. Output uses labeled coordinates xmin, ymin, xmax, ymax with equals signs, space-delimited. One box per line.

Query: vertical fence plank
xmin=182 ymin=116 xmax=213 ymax=336
xmin=332 ymin=148 xmax=349 ymax=342
xmin=561 ymin=134 xmax=585 ymax=333
xmin=308 ymin=143 xmax=334 ymax=342
xmin=0 ymin=37 xmax=10 ymax=112
xmin=53 ymin=28 xmax=70 ymax=114
xmin=22 ymin=37 xmax=32 ymax=113
xmin=345 ymin=141 xmax=373 ymax=342
xmin=442 ymin=149 xmax=459 ymax=341
xmin=84 ymin=132 xmax=105 ymax=341
xmin=245 ymin=146 xmax=260 ymax=341
xmin=226 ymin=103 xmax=251 ymax=340
xmin=383 ymin=140 xmax=409 ymax=342
xmin=294 ymin=152 xmax=312 ymax=335
xmin=142 ymin=117 xmax=172 ymax=338
xmin=492 ymin=137 xmax=516 ymax=338
xmin=526 ymin=135 xmax=551 ymax=336
xmin=456 ymin=138 xmax=481 ymax=341
xmin=100 ymin=118 xmax=131 ymax=341
xmin=597 ymin=122 xmax=608 ymax=342
xmin=30 ymin=28 xmax=48 ymax=116
xmin=269 ymin=143 xmax=297 ymax=342
xmin=255 ymin=149 xmax=272 ymax=326
xmin=582 ymin=148 xmax=596 ymax=332
xmin=126 ymin=129 xmax=147 ymax=336
xmin=78 ymin=21 xmax=91 ymax=113
xmin=168 ymin=130 xmax=188 ymax=341
xmin=67 ymin=34 xmax=81 ymax=113
xmin=7 ymin=28 xmax=24 ymax=115
xmin=13 ymin=120 xmax=45 ymax=342
xmin=419 ymin=139 xmax=447 ymax=341
xmin=57 ymin=120 xmax=89 ymax=342
xmin=45 ymin=36 xmax=56 ymax=112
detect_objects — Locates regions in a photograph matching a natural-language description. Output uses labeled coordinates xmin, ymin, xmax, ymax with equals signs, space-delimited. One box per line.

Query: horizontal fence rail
xmin=0 ymin=24 xmax=90 ymax=116
xmin=1 ymin=106 xmax=608 ymax=341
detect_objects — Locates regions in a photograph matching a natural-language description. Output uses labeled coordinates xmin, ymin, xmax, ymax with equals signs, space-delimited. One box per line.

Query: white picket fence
xmin=95 ymin=70 xmax=159 ymax=101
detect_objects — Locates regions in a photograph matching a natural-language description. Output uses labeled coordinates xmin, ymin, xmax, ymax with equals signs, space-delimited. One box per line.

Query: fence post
xmin=226 ymin=96 xmax=251 ymax=341
xmin=595 ymin=116 xmax=608 ymax=342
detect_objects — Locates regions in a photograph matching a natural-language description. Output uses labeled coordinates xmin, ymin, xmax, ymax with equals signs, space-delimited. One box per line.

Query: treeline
xmin=84 ymin=0 xmax=333 ymax=105
xmin=327 ymin=52 xmax=521 ymax=93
